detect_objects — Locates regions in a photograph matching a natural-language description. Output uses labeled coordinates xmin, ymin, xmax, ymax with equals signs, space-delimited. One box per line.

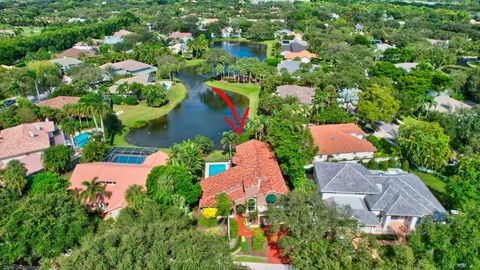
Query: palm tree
xmin=169 ymin=140 xmax=204 ymax=176
xmin=221 ymin=131 xmax=238 ymax=162
xmin=79 ymin=177 xmax=108 ymax=209
xmin=3 ymin=160 xmax=27 ymax=195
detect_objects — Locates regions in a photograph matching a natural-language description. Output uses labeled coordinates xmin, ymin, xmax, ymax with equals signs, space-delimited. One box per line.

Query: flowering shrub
xmin=252 ymin=228 xmax=266 ymax=252
xmin=202 ymin=207 xmax=218 ymax=219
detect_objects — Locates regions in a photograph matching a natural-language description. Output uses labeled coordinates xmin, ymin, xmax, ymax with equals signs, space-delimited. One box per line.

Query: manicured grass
xmin=112 ymin=83 xmax=187 ymax=146
xmin=413 ymin=171 xmax=446 ymax=192
xmin=205 ymin=150 xmax=229 ymax=162
xmin=261 ymin=40 xmax=276 ymax=58
xmin=185 ymin=59 xmax=205 ymax=67
xmin=205 ymin=81 xmax=260 ymax=118
xmin=212 ymin=37 xmax=249 ymax=42
xmin=233 ymin=256 xmax=268 ymax=263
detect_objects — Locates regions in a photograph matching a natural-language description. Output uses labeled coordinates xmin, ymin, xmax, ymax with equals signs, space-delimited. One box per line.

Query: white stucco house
xmin=309 ymin=123 xmax=377 ymax=162
xmin=313 ymin=162 xmax=446 ymax=234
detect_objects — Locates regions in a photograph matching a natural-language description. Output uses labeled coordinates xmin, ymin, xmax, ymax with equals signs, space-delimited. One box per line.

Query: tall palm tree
xmin=169 ymin=141 xmax=204 ymax=176
xmin=80 ymin=177 xmax=108 ymax=209
xmin=221 ymin=131 xmax=238 ymax=162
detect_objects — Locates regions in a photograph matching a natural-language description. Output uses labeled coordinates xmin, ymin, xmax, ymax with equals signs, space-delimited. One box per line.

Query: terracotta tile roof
xmin=0 ymin=152 xmax=43 ymax=175
xmin=56 ymin=48 xmax=95 ymax=59
xmin=69 ymin=151 xmax=168 ymax=214
xmin=113 ymin=29 xmax=133 ymax=38
xmin=0 ymin=122 xmax=55 ymax=160
xmin=199 ymin=140 xmax=289 ymax=207
xmin=202 ymin=18 xmax=219 ymax=23
xmin=309 ymin=124 xmax=376 ymax=155
xmin=36 ymin=96 xmax=80 ymax=110
xmin=169 ymin=32 xmax=193 ymax=39
xmin=284 ymin=50 xmax=318 ymax=60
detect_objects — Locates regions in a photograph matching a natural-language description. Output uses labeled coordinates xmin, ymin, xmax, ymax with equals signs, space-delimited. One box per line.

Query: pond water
xmin=124 ymin=42 xmax=267 ymax=147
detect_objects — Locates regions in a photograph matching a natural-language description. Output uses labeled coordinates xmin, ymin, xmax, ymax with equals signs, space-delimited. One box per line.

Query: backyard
xmin=413 ymin=171 xmax=449 ymax=207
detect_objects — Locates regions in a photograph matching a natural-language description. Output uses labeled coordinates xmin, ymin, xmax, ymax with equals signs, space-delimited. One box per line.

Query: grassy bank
xmin=205 ymin=81 xmax=260 ymax=118
xmin=112 ymin=82 xmax=188 ymax=146
xmin=185 ymin=59 xmax=205 ymax=67
xmin=413 ymin=170 xmax=449 ymax=207
xmin=261 ymin=40 xmax=276 ymax=58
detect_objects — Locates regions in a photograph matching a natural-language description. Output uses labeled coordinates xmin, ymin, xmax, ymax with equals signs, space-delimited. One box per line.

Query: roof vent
xmin=28 ymin=130 xmax=35 ymax=138
xmin=331 ymin=136 xmax=336 ymax=142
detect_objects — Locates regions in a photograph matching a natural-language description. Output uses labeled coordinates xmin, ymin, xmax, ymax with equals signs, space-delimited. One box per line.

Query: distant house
xmin=375 ymin=43 xmax=395 ymax=52
xmin=109 ymin=74 xmax=155 ymax=93
xmin=276 ymin=85 xmax=315 ymax=105
xmin=355 ymin=23 xmax=363 ymax=33
xmin=426 ymin=38 xmax=448 ymax=46
xmin=69 ymin=150 xmax=168 ymax=219
xmin=68 ymin=18 xmax=86 ymax=23
xmin=103 ymin=36 xmax=123 ymax=45
xmin=283 ymin=50 xmax=317 ymax=62
xmin=313 ymin=162 xmax=446 ymax=233
xmin=394 ymin=62 xmax=418 ymax=72
xmin=198 ymin=18 xmax=219 ymax=30
xmin=277 ymin=60 xmax=318 ymax=74
xmin=281 ymin=39 xmax=308 ymax=53
xmin=199 ymin=140 xmax=289 ymax=213
xmin=100 ymin=60 xmax=157 ymax=77
xmin=36 ymin=96 xmax=80 ymax=110
xmin=168 ymin=32 xmax=193 ymax=43
xmin=169 ymin=43 xmax=188 ymax=54
xmin=73 ymin=41 xmax=95 ymax=51
xmin=56 ymin=48 xmax=95 ymax=59
xmin=309 ymin=123 xmax=376 ymax=162
xmin=429 ymin=92 xmax=473 ymax=113
xmin=221 ymin=27 xmax=241 ymax=38
xmin=0 ymin=121 xmax=65 ymax=175
xmin=113 ymin=29 xmax=133 ymax=38
xmin=50 ymin=57 xmax=83 ymax=71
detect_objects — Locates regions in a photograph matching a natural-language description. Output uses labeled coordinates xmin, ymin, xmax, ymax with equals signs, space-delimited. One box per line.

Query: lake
xmin=124 ymin=42 xmax=267 ymax=147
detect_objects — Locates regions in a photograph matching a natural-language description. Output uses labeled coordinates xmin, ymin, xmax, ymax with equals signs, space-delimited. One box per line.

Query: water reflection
xmin=125 ymin=42 xmax=266 ymax=147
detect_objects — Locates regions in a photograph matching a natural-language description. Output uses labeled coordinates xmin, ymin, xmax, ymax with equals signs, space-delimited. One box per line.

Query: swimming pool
xmin=111 ymin=155 xmax=146 ymax=164
xmin=205 ymin=162 xmax=229 ymax=178
xmin=75 ymin=132 xmax=90 ymax=148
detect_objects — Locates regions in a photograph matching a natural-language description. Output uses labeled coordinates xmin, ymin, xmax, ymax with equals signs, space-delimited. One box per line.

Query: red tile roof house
xmin=199 ymin=140 xmax=289 ymax=215
xmin=113 ymin=29 xmax=134 ymax=38
xmin=309 ymin=123 xmax=377 ymax=162
xmin=0 ymin=121 xmax=66 ymax=175
xmin=69 ymin=151 xmax=168 ymax=219
xmin=168 ymin=32 xmax=193 ymax=42
xmin=36 ymin=96 xmax=80 ymax=110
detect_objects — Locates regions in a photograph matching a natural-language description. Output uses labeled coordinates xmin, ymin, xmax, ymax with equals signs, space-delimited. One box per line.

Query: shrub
xmin=29 ymin=172 xmax=68 ymax=194
xmin=111 ymin=95 xmax=123 ymax=105
xmin=368 ymin=159 xmax=379 ymax=170
xmin=389 ymin=158 xmax=398 ymax=168
xmin=401 ymin=159 xmax=410 ymax=172
xmin=249 ymin=211 xmax=258 ymax=223
xmin=251 ymin=228 xmax=266 ymax=252
xmin=43 ymin=145 xmax=73 ymax=174
xmin=215 ymin=193 xmax=232 ymax=216
xmin=379 ymin=160 xmax=389 ymax=171
xmin=197 ymin=216 xmax=218 ymax=227
xmin=236 ymin=204 xmax=246 ymax=214
xmin=202 ymin=207 xmax=218 ymax=219
xmin=264 ymin=57 xmax=280 ymax=67
xmin=124 ymin=95 xmax=138 ymax=105
xmin=240 ymin=237 xmax=249 ymax=253
xmin=230 ymin=218 xmax=238 ymax=238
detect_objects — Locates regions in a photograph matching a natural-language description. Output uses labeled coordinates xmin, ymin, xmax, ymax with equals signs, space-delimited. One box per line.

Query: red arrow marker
xmin=211 ymin=87 xmax=249 ymax=135
xmin=224 ymin=107 xmax=249 ymax=136
xmin=212 ymin=87 xmax=238 ymax=123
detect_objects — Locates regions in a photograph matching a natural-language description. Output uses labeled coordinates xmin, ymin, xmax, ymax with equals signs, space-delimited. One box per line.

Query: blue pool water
xmin=111 ymin=155 xmax=145 ymax=164
xmin=75 ymin=133 xmax=90 ymax=148
xmin=208 ymin=164 xmax=227 ymax=177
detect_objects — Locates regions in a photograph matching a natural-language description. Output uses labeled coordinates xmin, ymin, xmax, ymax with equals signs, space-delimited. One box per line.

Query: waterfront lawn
xmin=205 ymin=151 xmax=229 ymax=162
xmin=261 ymin=40 xmax=276 ymax=58
xmin=112 ymin=83 xmax=187 ymax=146
xmin=205 ymin=81 xmax=260 ymax=118
xmin=185 ymin=59 xmax=205 ymax=67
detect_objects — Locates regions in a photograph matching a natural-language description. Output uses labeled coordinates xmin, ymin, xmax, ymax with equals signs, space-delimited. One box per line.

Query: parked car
xmin=3 ymin=99 xmax=16 ymax=106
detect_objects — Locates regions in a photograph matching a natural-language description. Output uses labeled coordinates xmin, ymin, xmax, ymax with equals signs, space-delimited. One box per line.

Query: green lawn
xmin=112 ymin=83 xmax=187 ymax=146
xmin=413 ymin=171 xmax=446 ymax=192
xmin=205 ymin=81 xmax=260 ymax=118
xmin=261 ymin=40 xmax=276 ymax=58
xmin=233 ymin=256 xmax=268 ymax=263
xmin=185 ymin=59 xmax=205 ymax=67
xmin=205 ymin=150 xmax=229 ymax=162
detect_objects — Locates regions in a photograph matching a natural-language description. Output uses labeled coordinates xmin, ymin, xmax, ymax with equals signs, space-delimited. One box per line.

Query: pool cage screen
xmin=103 ymin=146 xmax=158 ymax=163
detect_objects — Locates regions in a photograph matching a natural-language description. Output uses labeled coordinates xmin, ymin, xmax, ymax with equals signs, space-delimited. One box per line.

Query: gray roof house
xmin=277 ymin=60 xmax=318 ymax=74
xmin=276 ymin=85 xmax=316 ymax=105
xmin=50 ymin=57 xmax=83 ymax=70
xmin=100 ymin=60 xmax=157 ymax=77
xmin=281 ymin=39 xmax=308 ymax=53
xmin=313 ymin=162 xmax=446 ymax=234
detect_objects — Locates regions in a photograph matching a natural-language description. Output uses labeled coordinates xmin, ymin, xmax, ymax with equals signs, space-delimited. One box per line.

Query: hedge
xmin=251 ymin=228 xmax=266 ymax=253
xmin=230 ymin=218 xmax=238 ymax=238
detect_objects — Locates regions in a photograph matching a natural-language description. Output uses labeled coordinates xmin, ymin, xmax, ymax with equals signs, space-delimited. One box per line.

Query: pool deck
xmin=205 ymin=161 xmax=230 ymax=178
